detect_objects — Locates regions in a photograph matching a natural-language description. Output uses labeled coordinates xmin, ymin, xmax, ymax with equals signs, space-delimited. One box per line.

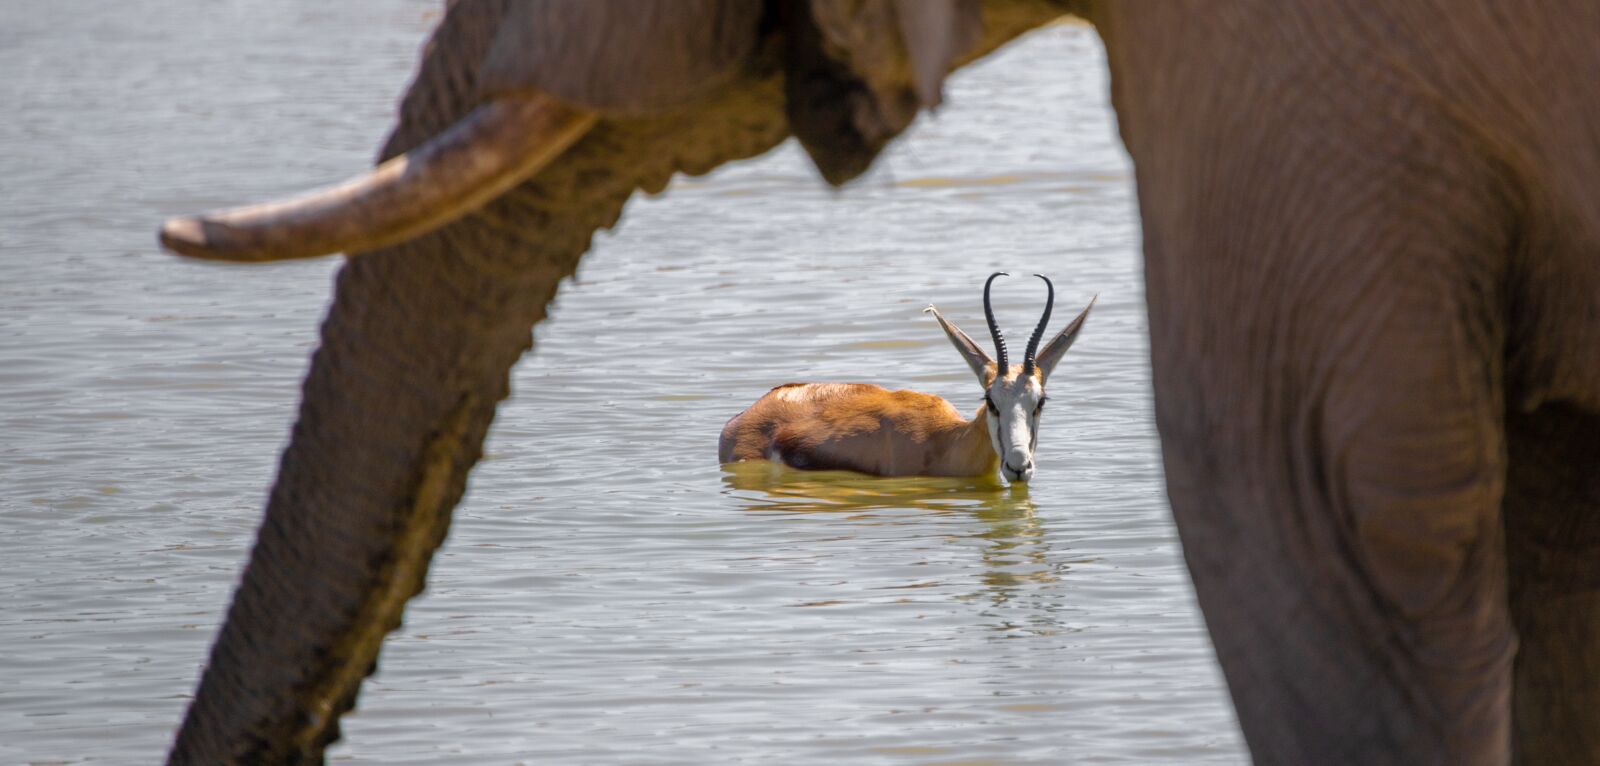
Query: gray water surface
xmin=0 ymin=3 xmax=1245 ymax=762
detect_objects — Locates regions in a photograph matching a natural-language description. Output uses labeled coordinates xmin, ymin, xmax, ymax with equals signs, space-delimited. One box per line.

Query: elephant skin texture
xmin=1095 ymin=2 xmax=1600 ymax=763
xmin=165 ymin=1 xmax=1600 ymax=764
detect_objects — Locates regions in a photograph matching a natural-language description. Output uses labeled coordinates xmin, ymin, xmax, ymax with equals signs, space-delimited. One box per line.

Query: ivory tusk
xmin=159 ymin=93 xmax=597 ymax=262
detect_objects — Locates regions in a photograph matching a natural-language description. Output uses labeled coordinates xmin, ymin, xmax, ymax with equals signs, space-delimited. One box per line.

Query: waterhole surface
xmin=0 ymin=2 xmax=1245 ymax=762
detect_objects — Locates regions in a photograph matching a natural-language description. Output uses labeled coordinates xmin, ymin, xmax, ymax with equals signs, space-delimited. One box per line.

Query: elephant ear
xmin=787 ymin=0 xmax=982 ymax=185
xmin=1034 ymin=294 xmax=1097 ymax=384
xmin=476 ymin=0 xmax=763 ymax=115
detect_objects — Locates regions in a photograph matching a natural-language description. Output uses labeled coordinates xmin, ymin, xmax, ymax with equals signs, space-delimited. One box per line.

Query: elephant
xmin=158 ymin=1 xmax=1600 ymax=764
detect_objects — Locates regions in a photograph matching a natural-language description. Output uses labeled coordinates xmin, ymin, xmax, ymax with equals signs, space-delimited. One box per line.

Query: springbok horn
xmin=1022 ymin=273 xmax=1054 ymax=377
xmin=158 ymin=92 xmax=597 ymax=262
xmin=983 ymin=271 xmax=1010 ymax=376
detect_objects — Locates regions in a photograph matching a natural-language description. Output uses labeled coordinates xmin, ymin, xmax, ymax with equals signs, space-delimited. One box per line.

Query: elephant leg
xmin=1095 ymin=4 xmax=1524 ymax=761
xmin=1150 ymin=290 xmax=1514 ymax=765
xmin=1505 ymin=403 xmax=1600 ymax=764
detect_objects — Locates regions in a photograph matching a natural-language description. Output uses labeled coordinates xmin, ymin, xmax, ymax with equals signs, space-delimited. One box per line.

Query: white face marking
xmin=985 ymin=373 xmax=1045 ymax=483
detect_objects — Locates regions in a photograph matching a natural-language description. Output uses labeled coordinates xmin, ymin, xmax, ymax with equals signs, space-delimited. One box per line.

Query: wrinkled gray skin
xmin=167 ymin=1 xmax=1600 ymax=764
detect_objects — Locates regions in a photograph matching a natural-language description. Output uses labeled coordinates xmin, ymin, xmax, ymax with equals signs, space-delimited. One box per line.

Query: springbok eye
xmin=985 ymin=395 xmax=999 ymax=415
xmin=1034 ymin=397 xmax=1048 ymax=416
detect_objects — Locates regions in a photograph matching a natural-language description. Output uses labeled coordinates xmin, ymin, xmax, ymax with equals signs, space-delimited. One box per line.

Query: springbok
xmin=720 ymin=273 xmax=1096 ymax=483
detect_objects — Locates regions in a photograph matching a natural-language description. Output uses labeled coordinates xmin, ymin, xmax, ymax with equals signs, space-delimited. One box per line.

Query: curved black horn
xmin=1022 ymin=274 xmax=1054 ymax=377
xmin=983 ymin=272 xmax=1010 ymax=376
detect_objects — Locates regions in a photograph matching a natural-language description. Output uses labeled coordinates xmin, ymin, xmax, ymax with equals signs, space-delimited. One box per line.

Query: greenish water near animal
xmin=0 ymin=2 xmax=1245 ymax=762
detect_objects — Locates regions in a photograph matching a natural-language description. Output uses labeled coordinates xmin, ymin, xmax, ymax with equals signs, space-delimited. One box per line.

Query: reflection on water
xmin=722 ymin=460 xmax=1014 ymax=512
xmin=724 ymin=461 xmax=1067 ymax=634
xmin=724 ymin=462 xmax=1063 ymax=623
xmin=0 ymin=2 xmax=1244 ymax=763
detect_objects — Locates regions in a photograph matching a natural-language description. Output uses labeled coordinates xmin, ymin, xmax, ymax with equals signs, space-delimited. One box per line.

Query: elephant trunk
xmin=168 ymin=115 xmax=792 ymax=765
xmin=166 ymin=5 xmax=796 ymax=760
xmin=169 ymin=232 xmax=536 ymax=762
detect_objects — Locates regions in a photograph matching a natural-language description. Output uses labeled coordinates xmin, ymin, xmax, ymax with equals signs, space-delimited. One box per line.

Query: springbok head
xmin=926 ymin=272 xmax=1096 ymax=483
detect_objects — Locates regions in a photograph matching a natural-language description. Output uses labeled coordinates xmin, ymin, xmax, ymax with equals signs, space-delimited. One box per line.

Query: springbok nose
xmin=1006 ymin=449 xmax=1032 ymax=472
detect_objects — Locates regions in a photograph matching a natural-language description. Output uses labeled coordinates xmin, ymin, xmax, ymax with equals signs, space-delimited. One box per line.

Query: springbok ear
xmin=925 ymin=305 xmax=993 ymax=383
xmin=1034 ymin=294 xmax=1097 ymax=383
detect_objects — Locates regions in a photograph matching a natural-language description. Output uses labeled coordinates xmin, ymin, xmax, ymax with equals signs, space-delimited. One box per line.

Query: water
xmin=0 ymin=3 xmax=1245 ymax=762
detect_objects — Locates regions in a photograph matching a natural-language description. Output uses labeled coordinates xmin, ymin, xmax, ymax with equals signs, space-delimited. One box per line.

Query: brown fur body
xmin=720 ymin=383 xmax=997 ymax=477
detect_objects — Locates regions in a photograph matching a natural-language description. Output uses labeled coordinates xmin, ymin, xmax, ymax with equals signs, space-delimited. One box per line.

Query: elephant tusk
xmin=158 ymin=92 xmax=597 ymax=262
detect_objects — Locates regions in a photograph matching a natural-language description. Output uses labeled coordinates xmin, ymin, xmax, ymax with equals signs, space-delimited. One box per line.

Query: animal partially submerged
xmin=720 ymin=273 xmax=1095 ymax=483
